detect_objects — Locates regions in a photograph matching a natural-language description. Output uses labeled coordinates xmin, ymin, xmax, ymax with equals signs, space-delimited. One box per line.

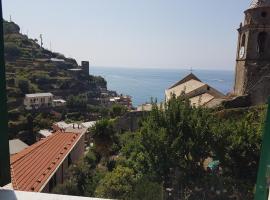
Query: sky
xmin=2 ymin=0 xmax=250 ymax=70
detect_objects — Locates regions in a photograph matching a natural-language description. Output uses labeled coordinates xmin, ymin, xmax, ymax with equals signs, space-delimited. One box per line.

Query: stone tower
xmin=234 ymin=0 xmax=270 ymax=104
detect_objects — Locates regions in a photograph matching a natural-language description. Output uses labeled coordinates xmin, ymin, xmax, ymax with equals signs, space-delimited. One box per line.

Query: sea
xmin=91 ymin=67 xmax=234 ymax=107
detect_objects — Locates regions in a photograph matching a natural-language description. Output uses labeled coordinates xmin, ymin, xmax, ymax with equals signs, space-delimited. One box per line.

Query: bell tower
xmin=234 ymin=0 xmax=270 ymax=104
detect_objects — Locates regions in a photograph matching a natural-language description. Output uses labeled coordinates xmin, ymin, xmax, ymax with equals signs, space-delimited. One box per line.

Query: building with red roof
xmin=10 ymin=130 xmax=85 ymax=193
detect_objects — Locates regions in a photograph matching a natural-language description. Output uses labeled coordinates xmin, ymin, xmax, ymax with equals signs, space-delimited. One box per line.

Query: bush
xmin=110 ymin=104 xmax=128 ymax=118
xmin=17 ymin=78 xmax=29 ymax=94
xmin=52 ymin=181 xmax=81 ymax=196
xmin=3 ymin=21 xmax=20 ymax=34
xmin=5 ymin=42 xmax=21 ymax=59
xmin=95 ymin=166 xmax=136 ymax=200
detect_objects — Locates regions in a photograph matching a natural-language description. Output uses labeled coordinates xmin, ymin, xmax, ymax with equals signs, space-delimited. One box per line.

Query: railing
xmin=255 ymin=98 xmax=270 ymax=200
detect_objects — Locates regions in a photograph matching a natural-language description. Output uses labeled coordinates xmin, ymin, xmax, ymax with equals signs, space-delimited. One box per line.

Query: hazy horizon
xmin=3 ymin=0 xmax=250 ymax=70
xmin=92 ymin=65 xmax=235 ymax=71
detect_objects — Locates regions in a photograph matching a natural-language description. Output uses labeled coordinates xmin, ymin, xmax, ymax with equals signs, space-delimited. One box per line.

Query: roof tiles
xmin=10 ymin=131 xmax=81 ymax=192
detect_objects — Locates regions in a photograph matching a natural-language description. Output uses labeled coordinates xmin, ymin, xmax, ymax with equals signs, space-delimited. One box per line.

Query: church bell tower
xmin=234 ymin=0 xmax=270 ymax=104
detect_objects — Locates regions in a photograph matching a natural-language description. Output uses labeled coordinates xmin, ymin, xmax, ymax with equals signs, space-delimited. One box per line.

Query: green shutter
xmin=0 ymin=0 xmax=11 ymax=187
xmin=255 ymin=98 xmax=270 ymax=200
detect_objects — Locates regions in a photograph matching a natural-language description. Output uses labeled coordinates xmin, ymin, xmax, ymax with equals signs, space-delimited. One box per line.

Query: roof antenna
xmin=189 ymin=67 xmax=193 ymax=74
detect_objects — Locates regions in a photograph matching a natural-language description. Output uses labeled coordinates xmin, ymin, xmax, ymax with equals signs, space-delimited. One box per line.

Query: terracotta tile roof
xmin=10 ymin=131 xmax=82 ymax=192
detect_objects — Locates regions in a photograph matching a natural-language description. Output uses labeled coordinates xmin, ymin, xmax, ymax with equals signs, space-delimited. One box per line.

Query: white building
xmin=53 ymin=99 xmax=66 ymax=107
xmin=24 ymin=93 xmax=53 ymax=110
xmin=24 ymin=93 xmax=66 ymax=110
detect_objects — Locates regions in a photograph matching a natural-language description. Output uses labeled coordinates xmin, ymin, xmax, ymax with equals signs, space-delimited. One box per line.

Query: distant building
xmin=24 ymin=93 xmax=66 ymax=110
xmin=9 ymin=139 xmax=29 ymax=155
xmin=37 ymin=129 xmax=53 ymax=140
xmin=24 ymin=93 xmax=53 ymax=110
xmin=50 ymin=58 xmax=65 ymax=62
xmin=137 ymin=103 xmax=163 ymax=111
xmin=109 ymin=95 xmax=132 ymax=109
xmin=67 ymin=61 xmax=89 ymax=74
xmin=10 ymin=131 xmax=85 ymax=193
xmin=165 ymin=73 xmax=226 ymax=107
xmin=81 ymin=61 xmax=89 ymax=74
xmin=52 ymin=99 xmax=66 ymax=107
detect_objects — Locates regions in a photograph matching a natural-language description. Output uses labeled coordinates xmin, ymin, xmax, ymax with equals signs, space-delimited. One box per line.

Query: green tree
xmin=91 ymin=119 xmax=115 ymax=141
xmin=67 ymin=94 xmax=87 ymax=110
xmin=52 ymin=181 xmax=80 ymax=196
xmin=131 ymin=178 xmax=163 ymax=200
xmin=95 ymin=166 xmax=136 ymax=200
xmin=110 ymin=104 xmax=128 ymax=118
xmin=17 ymin=78 xmax=30 ymax=94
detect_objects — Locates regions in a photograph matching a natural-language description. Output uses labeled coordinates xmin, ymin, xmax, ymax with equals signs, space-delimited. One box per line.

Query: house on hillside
xmin=165 ymin=73 xmax=226 ymax=107
xmin=24 ymin=93 xmax=53 ymax=110
xmin=109 ymin=95 xmax=132 ymax=109
xmin=24 ymin=93 xmax=66 ymax=110
xmin=10 ymin=131 xmax=85 ymax=193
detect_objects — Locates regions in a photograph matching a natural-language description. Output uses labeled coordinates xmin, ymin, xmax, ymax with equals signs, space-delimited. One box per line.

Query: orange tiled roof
xmin=10 ymin=131 xmax=82 ymax=192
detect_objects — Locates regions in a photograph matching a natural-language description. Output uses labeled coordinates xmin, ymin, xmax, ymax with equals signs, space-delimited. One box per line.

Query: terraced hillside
xmin=3 ymin=20 xmax=108 ymax=141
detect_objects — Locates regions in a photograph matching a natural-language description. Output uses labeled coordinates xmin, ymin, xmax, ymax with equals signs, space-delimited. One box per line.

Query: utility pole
xmin=39 ymin=34 xmax=43 ymax=48
xmin=0 ymin=0 xmax=11 ymax=187
xmin=9 ymin=14 xmax=11 ymax=22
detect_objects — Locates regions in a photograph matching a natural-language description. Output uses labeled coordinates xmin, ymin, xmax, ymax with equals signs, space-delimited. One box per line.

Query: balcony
xmin=0 ymin=189 xmax=112 ymax=200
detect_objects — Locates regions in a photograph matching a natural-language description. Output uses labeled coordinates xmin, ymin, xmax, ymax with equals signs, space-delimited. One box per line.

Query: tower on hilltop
xmin=234 ymin=0 xmax=270 ymax=105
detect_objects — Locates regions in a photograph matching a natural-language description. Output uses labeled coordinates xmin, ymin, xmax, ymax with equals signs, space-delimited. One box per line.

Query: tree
xmin=52 ymin=181 xmax=80 ymax=196
xmin=5 ymin=42 xmax=21 ymax=59
xmin=17 ymin=78 xmax=30 ymax=94
xmin=131 ymin=178 xmax=163 ymax=200
xmin=110 ymin=104 xmax=128 ymax=118
xmin=67 ymin=94 xmax=87 ymax=110
xmin=91 ymin=119 xmax=115 ymax=141
xmin=91 ymin=119 xmax=117 ymax=157
xmin=95 ymin=166 xmax=136 ymax=200
xmin=27 ymin=114 xmax=35 ymax=144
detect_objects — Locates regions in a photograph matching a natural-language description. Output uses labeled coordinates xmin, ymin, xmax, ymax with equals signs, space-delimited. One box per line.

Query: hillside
xmin=3 ymin=20 xmax=108 ymax=140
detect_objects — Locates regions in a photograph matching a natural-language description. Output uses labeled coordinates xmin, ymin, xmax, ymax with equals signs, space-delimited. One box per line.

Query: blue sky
xmin=2 ymin=1 xmax=249 ymax=70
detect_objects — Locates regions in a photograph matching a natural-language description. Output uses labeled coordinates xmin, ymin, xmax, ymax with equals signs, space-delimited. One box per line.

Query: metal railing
xmin=255 ymin=98 xmax=270 ymax=200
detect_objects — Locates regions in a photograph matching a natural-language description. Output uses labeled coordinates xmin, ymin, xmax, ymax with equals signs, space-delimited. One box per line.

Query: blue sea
xmin=91 ymin=67 xmax=234 ymax=107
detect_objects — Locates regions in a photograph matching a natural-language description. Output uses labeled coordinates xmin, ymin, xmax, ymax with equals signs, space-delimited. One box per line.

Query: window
xmin=241 ymin=34 xmax=246 ymax=47
xmin=261 ymin=12 xmax=267 ymax=18
xmin=257 ymin=32 xmax=267 ymax=56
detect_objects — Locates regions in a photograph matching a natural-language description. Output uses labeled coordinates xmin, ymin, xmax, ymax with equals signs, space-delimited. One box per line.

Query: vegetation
xmin=3 ymin=20 xmax=110 ymax=140
xmin=53 ymin=96 xmax=265 ymax=199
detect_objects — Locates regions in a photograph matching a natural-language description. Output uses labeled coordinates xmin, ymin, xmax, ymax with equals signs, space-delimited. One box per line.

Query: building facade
xmin=24 ymin=93 xmax=53 ymax=110
xmin=24 ymin=93 xmax=66 ymax=110
xmin=234 ymin=0 xmax=270 ymax=104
